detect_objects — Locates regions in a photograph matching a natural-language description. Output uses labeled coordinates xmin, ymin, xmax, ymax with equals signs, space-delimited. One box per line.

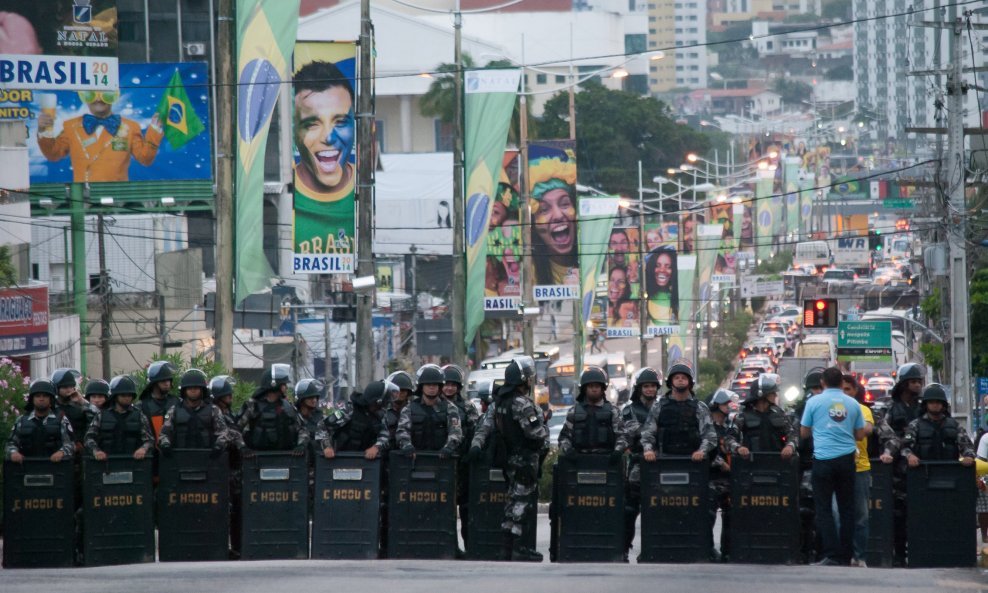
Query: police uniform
xmin=469 ymin=356 xmax=547 ymax=561
xmin=239 ymin=394 xmax=309 ymax=452
xmin=723 ymin=376 xmax=798 ymax=455
xmin=901 ymin=385 xmax=976 ymax=462
xmin=619 ymin=368 xmax=660 ymax=559
xmin=138 ymin=361 xmax=181 ymax=444
xmin=639 ymin=396 xmax=717 ymax=457
xmin=707 ymin=389 xmax=735 ymax=561
xmin=84 ymin=379 xmax=155 ymax=457
xmin=395 ymin=397 xmax=463 ymax=453
xmin=5 ymin=406 xmax=75 ymax=461
xmin=158 ymin=370 xmax=235 ymax=453
xmin=443 ymin=365 xmax=480 ymax=551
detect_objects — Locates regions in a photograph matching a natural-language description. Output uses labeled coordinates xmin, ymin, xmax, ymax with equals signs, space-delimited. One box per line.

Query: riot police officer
xmin=620 ymin=367 xmax=661 ymax=561
xmin=138 ymin=361 xmax=180 ymax=443
xmin=396 ymin=364 xmax=463 ymax=457
xmin=209 ymin=374 xmax=245 ymax=559
xmin=84 ymin=379 xmax=110 ymax=412
xmin=84 ymin=375 xmax=155 ymax=460
xmin=707 ymin=388 xmax=734 ymax=561
xmin=468 ymin=356 xmax=548 ymax=562
xmin=51 ymin=368 xmax=87 ymax=454
xmin=557 ymin=366 xmax=629 ymax=458
xmin=902 ymin=384 xmax=976 ymax=466
xmin=882 ymin=362 xmax=924 ymax=565
xmin=319 ymin=380 xmax=392 ymax=459
xmin=640 ymin=362 xmax=717 ymax=463
xmin=725 ymin=373 xmax=798 ymax=460
xmin=384 ymin=370 xmax=415 ymax=449
xmin=238 ymin=364 xmax=308 ymax=456
xmin=295 ymin=378 xmax=327 ymax=446
xmin=442 ymin=364 xmax=479 ymax=554
xmin=794 ymin=368 xmax=823 ymax=562
xmin=5 ymin=379 xmax=74 ymax=463
xmin=158 ymin=369 xmax=234 ymax=455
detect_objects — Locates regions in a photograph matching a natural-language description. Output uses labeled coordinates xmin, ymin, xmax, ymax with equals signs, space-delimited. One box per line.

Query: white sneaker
xmin=850 ymin=558 xmax=868 ymax=568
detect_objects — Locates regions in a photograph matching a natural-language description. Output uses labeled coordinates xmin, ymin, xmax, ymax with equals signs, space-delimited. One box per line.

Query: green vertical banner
xmin=234 ymin=0 xmax=301 ymax=303
xmin=755 ymin=172 xmax=774 ymax=263
xmin=578 ymin=197 xmax=620 ymax=322
xmin=291 ymin=42 xmax=358 ymax=275
xmin=784 ymin=157 xmax=801 ymax=238
xmin=696 ymin=223 xmax=722 ymax=307
xmin=675 ymin=254 xmax=696 ymax=360
xmin=463 ymin=69 xmax=522 ymax=348
xmin=798 ymin=175 xmax=815 ymax=238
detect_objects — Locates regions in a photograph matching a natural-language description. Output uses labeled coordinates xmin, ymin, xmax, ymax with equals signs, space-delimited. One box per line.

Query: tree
xmin=771 ymin=78 xmax=813 ymax=106
xmin=539 ymin=81 xmax=711 ymax=195
xmin=0 ymin=245 xmax=16 ymax=288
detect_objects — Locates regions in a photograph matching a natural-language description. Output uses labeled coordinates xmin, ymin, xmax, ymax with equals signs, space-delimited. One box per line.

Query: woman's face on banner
xmin=533 ymin=188 xmax=576 ymax=256
xmin=654 ymin=253 xmax=673 ymax=289
xmin=608 ymin=267 xmax=627 ymax=302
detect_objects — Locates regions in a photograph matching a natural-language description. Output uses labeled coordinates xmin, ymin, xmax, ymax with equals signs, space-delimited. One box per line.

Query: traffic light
xmin=803 ymin=298 xmax=838 ymax=328
xmin=869 ymin=230 xmax=883 ymax=251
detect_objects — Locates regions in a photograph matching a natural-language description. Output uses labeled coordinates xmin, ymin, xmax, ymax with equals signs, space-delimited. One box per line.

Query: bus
xmin=544 ymin=353 xmax=622 ymax=409
xmin=479 ymin=345 xmax=561 ymax=409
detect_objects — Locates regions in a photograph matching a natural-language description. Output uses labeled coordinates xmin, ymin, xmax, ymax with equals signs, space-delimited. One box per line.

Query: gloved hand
xmin=561 ymin=447 xmax=577 ymax=459
xmin=400 ymin=444 xmax=415 ymax=457
xmin=438 ymin=446 xmax=455 ymax=460
xmin=610 ymin=450 xmax=624 ymax=463
xmin=209 ymin=446 xmax=225 ymax=459
xmin=465 ymin=446 xmax=483 ymax=463
xmin=292 ymin=444 xmax=307 ymax=457
xmin=241 ymin=447 xmax=256 ymax=459
xmin=160 ymin=445 xmax=173 ymax=459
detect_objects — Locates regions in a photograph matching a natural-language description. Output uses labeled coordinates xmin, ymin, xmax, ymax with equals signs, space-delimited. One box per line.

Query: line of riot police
xmin=2 ymin=359 xmax=978 ymax=567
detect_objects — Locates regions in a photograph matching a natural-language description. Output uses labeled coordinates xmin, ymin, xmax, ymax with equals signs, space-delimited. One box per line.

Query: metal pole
xmin=569 ymin=46 xmax=582 ymax=382
xmin=214 ymin=0 xmax=234 ymax=368
xmin=356 ymin=0 xmax=376 ymax=387
xmin=97 ymin=213 xmax=111 ymax=379
xmin=451 ymin=2 xmax=466 ymax=367
xmin=520 ymin=72 xmax=534 ymax=358
xmin=637 ymin=160 xmax=647 ymax=370
xmin=70 ymin=183 xmax=87 ymax=374
xmin=324 ymin=310 xmax=333 ymax=402
xmin=946 ymin=18 xmax=971 ymax=427
xmin=159 ymin=295 xmax=166 ymax=357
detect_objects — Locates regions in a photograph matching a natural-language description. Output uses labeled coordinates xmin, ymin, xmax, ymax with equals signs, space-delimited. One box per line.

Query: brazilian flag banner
xmin=156 ymin=69 xmax=205 ymax=149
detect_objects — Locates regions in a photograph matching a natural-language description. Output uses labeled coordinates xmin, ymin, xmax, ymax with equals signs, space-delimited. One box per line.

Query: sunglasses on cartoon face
xmin=78 ymin=91 xmax=119 ymax=105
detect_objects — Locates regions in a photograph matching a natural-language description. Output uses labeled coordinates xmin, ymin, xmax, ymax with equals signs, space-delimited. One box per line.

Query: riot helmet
xmin=442 ymin=364 xmax=465 ymax=386
xmin=84 ymin=379 xmax=111 ymax=400
xmin=748 ymin=373 xmax=780 ymax=404
xmin=919 ymin=383 xmax=949 ymax=412
xmin=896 ymin=363 xmax=925 ymax=384
xmin=665 ymin=361 xmax=695 ymax=389
xmin=179 ymin=369 xmax=209 ymax=393
xmin=294 ymin=378 xmax=325 ymax=404
xmin=803 ymin=368 xmax=824 ymax=392
xmin=146 ymin=360 xmax=177 ymax=384
xmin=208 ymin=375 xmax=236 ymax=400
xmin=709 ymin=388 xmax=734 ymax=407
xmin=631 ymin=367 xmax=661 ymax=403
xmin=29 ymin=379 xmax=57 ymax=399
xmin=504 ymin=356 xmax=536 ymax=387
xmin=50 ymin=368 xmax=81 ymax=390
xmin=109 ymin=375 xmax=138 ymax=400
xmin=254 ymin=364 xmax=292 ymax=399
xmin=356 ymin=379 xmax=397 ymax=410
xmin=577 ymin=366 xmax=608 ymax=403
xmin=475 ymin=379 xmax=497 ymax=406
xmin=416 ymin=364 xmax=445 ymax=386
xmin=387 ymin=370 xmax=416 ymax=393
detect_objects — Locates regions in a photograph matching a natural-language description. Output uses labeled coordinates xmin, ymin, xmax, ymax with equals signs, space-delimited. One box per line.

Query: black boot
xmin=501 ymin=531 xmax=514 ymax=561
xmin=513 ymin=537 xmax=544 ymax=563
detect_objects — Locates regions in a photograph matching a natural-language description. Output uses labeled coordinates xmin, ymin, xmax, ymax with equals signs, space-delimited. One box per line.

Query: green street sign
xmin=882 ymin=198 xmax=913 ymax=209
xmin=837 ymin=320 xmax=893 ymax=363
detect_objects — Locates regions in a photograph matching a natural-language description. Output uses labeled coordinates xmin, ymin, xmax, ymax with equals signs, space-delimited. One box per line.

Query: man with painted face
xmin=640 ymin=362 xmax=717 ymax=463
xmin=707 ymin=389 xmax=735 ymax=562
xmin=238 ymin=364 xmax=309 ymax=457
xmin=384 ymin=371 xmax=415 ymax=450
xmin=158 ymin=369 xmax=234 ymax=456
xmin=5 ymin=379 xmax=74 ymax=464
xmin=51 ymin=368 xmax=87 ymax=454
xmin=138 ymin=361 xmax=180 ymax=444
xmin=396 ymin=364 xmax=463 ymax=458
xmin=468 ymin=356 xmax=548 ymax=561
xmin=620 ymin=367 xmax=661 ymax=561
xmin=293 ymin=60 xmax=356 ymax=259
xmin=84 ymin=375 xmax=155 ymax=461
xmin=442 ymin=364 xmax=479 ymax=554
xmin=724 ymin=373 xmax=798 ymax=460
xmin=37 ymin=89 xmax=163 ymax=183
xmin=901 ymin=384 xmax=976 ymax=466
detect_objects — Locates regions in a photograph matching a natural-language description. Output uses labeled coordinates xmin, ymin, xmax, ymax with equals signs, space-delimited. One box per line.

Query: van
xmin=795 ymin=336 xmax=836 ymax=366
xmin=794 ymin=241 xmax=832 ymax=270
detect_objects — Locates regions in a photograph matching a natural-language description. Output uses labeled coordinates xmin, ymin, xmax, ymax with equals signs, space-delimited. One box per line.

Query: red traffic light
xmin=803 ymin=298 xmax=838 ymax=328
xmin=815 ymin=300 xmax=826 ymax=310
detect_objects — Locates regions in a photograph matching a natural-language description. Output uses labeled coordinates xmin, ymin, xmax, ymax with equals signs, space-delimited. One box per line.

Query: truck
xmin=830 ymin=237 xmax=871 ymax=272
xmin=777 ymin=357 xmax=830 ymax=408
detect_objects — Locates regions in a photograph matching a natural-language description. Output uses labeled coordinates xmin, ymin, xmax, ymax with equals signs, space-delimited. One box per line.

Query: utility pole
xmin=70 ymin=184 xmax=87 ymax=373
xmin=355 ymin=0 xmax=376 ymax=389
xmin=214 ymin=0 xmax=234 ymax=368
xmin=159 ymin=295 xmax=166 ymax=357
xmin=519 ymin=77 xmax=534 ymax=358
xmin=324 ymin=310 xmax=333 ymax=403
xmin=451 ymin=1 xmax=466 ymax=368
xmin=569 ymin=50 xmax=583 ymax=380
xmin=637 ymin=160 xmax=648 ymax=371
xmin=97 ymin=213 xmax=111 ymax=378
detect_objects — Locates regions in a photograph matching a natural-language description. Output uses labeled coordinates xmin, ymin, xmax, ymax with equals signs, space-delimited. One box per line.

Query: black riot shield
xmin=82 ymin=456 xmax=155 ymax=566
xmin=730 ymin=453 xmax=800 ymax=564
xmin=312 ymin=452 xmax=382 ymax=559
xmin=638 ymin=455 xmax=709 ymax=563
xmin=387 ymin=451 xmax=457 ymax=559
xmin=866 ymin=460 xmax=894 ymax=568
xmin=157 ymin=449 xmax=230 ymax=562
xmin=907 ymin=461 xmax=976 ymax=568
xmin=466 ymin=462 xmax=537 ymax=560
xmin=2 ymin=459 xmax=75 ymax=568
xmin=555 ymin=453 xmax=625 ymax=563
xmin=241 ymin=452 xmax=309 ymax=560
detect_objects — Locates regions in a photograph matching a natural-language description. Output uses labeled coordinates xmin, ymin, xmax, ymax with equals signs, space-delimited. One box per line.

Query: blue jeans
xmin=853 ymin=470 xmax=871 ymax=561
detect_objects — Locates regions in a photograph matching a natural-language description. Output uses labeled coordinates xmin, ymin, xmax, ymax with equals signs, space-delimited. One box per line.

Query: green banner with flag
xmin=578 ymin=197 xmax=620 ymax=343
xmin=156 ymin=69 xmax=205 ymax=149
xmin=755 ymin=173 xmax=774 ymax=262
xmin=783 ymin=157 xmax=800 ymax=238
xmin=798 ymin=175 xmax=815 ymax=238
xmin=464 ymin=69 xmax=522 ymax=348
xmin=234 ymin=0 xmax=301 ymax=304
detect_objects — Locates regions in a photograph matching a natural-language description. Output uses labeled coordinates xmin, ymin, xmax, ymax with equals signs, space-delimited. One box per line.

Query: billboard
xmin=291 ymin=41 xmax=357 ymax=275
xmin=529 ymin=140 xmax=579 ymax=302
xmin=605 ymin=225 xmax=640 ymax=337
xmin=0 ymin=285 xmax=49 ymax=356
xmin=0 ymin=0 xmax=119 ymax=91
xmin=484 ymin=150 xmax=522 ymax=311
xmin=12 ymin=62 xmax=211 ymax=183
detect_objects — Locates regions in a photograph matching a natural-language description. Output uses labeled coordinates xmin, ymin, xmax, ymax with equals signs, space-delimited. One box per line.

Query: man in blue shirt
xmin=800 ymin=367 xmax=866 ymax=566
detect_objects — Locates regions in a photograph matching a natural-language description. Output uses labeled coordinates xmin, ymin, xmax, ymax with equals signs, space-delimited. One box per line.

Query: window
xmin=555 ymin=75 xmax=565 ymax=83
xmin=434 ymin=119 xmax=453 ymax=152
xmin=375 ymin=119 xmax=385 ymax=154
xmin=536 ymin=73 xmax=547 ymax=84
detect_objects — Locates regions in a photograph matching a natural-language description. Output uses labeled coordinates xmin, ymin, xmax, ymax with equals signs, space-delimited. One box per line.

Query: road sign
xmin=837 ymin=320 xmax=892 ymax=362
xmin=977 ymin=377 xmax=988 ymax=397
xmin=882 ymin=199 xmax=914 ymax=209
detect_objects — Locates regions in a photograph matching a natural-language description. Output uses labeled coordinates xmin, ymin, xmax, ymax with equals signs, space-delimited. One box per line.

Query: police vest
xmin=335 ymin=407 xmax=382 ymax=452
xmin=887 ymin=398 xmax=919 ymax=437
xmin=452 ymin=399 xmax=475 ymax=454
xmin=914 ymin=416 xmax=961 ymax=461
xmin=656 ymin=398 xmax=701 ymax=456
xmin=384 ymin=408 xmax=401 ymax=446
xmin=494 ymin=394 xmax=543 ymax=453
xmin=409 ymin=400 xmax=449 ymax=451
xmin=98 ymin=409 xmax=144 ymax=454
xmin=301 ymin=409 xmax=325 ymax=441
xmin=16 ymin=414 xmax=63 ymax=457
xmin=622 ymin=400 xmax=650 ymax=453
xmin=571 ymin=401 xmax=616 ymax=451
xmin=173 ymin=403 xmax=217 ymax=449
xmin=741 ymin=406 xmax=788 ymax=452
xmin=249 ymin=399 xmax=299 ymax=451
xmin=57 ymin=402 xmax=88 ymax=443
